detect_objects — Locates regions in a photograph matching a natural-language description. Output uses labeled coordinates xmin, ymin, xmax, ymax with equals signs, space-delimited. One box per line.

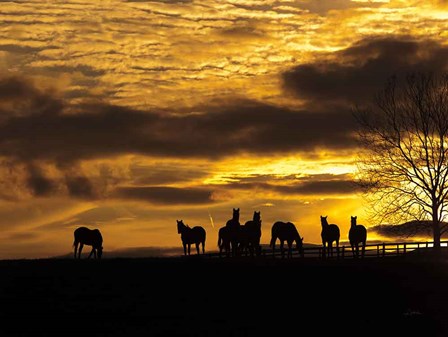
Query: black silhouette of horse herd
xmin=176 ymin=209 xmax=368 ymax=259
xmin=72 ymin=208 xmax=367 ymax=260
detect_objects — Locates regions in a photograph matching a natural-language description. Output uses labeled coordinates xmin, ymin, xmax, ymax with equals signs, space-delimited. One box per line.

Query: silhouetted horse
xmin=349 ymin=216 xmax=367 ymax=258
xmin=177 ymin=220 xmax=206 ymax=256
xmin=270 ymin=221 xmax=304 ymax=258
xmin=73 ymin=226 xmax=103 ymax=259
xmin=320 ymin=215 xmax=340 ymax=258
xmin=239 ymin=211 xmax=262 ymax=257
xmin=224 ymin=208 xmax=241 ymax=257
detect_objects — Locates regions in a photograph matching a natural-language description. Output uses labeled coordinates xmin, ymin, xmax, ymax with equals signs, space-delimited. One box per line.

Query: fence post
xmin=342 ymin=246 xmax=345 ymax=259
xmin=382 ymin=243 xmax=385 ymax=257
xmin=403 ymin=243 xmax=406 ymax=255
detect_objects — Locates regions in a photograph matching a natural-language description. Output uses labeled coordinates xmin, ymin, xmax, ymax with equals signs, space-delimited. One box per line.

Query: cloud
xmin=282 ymin=37 xmax=448 ymax=104
xmin=219 ymin=173 xmax=358 ymax=196
xmin=114 ymin=186 xmax=214 ymax=205
xmin=0 ymin=76 xmax=358 ymax=163
xmin=370 ymin=220 xmax=448 ymax=239
xmin=26 ymin=164 xmax=57 ymax=197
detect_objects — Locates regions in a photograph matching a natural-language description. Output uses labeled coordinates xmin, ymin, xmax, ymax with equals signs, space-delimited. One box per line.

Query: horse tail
xmin=217 ymin=233 xmax=222 ymax=247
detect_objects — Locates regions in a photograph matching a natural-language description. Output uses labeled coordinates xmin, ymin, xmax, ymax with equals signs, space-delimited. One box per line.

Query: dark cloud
xmin=124 ymin=0 xmax=192 ymax=2
xmin=222 ymin=174 xmax=358 ymax=195
xmin=0 ymin=44 xmax=46 ymax=54
xmin=282 ymin=37 xmax=448 ymax=104
xmin=36 ymin=64 xmax=106 ymax=77
xmin=130 ymin=164 xmax=209 ymax=185
xmin=65 ymin=175 xmax=95 ymax=199
xmin=26 ymin=164 xmax=56 ymax=197
xmin=280 ymin=179 xmax=358 ymax=195
xmin=295 ymin=0 xmax=369 ymax=15
xmin=0 ymin=76 xmax=63 ymax=118
xmin=114 ymin=186 xmax=214 ymax=205
xmin=218 ymin=25 xmax=265 ymax=39
xmin=371 ymin=220 xmax=448 ymax=239
xmin=0 ymin=77 xmax=357 ymax=162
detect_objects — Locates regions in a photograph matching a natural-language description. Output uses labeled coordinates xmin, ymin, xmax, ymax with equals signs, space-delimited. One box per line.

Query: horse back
xmin=349 ymin=225 xmax=367 ymax=243
xmin=74 ymin=227 xmax=102 ymax=247
xmin=183 ymin=226 xmax=206 ymax=243
xmin=192 ymin=226 xmax=206 ymax=241
xmin=321 ymin=224 xmax=340 ymax=241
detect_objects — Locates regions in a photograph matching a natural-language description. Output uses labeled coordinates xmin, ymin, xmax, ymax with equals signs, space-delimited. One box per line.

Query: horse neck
xmin=180 ymin=224 xmax=190 ymax=235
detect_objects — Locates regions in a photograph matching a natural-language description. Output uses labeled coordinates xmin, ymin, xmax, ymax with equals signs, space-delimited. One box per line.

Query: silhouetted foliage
xmin=354 ymin=72 xmax=448 ymax=252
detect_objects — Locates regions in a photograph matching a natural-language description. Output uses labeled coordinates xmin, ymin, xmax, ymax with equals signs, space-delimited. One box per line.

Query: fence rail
xmin=205 ymin=240 xmax=448 ymax=259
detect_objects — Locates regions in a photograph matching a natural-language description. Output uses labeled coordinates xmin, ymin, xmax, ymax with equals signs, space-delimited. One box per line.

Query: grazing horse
xmin=73 ymin=226 xmax=103 ymax=259
xmin=177 ymin=220 xmax=206 ymax=256
xmin=320 ymin=216 xmax=340 ymax=258
xmin=270 ymin=221 xmax=304 ymax=258
xmin=239 ymin=211 xmax=262 ymax=257
xmin=349 ymin=216 xmax=367 ymax=258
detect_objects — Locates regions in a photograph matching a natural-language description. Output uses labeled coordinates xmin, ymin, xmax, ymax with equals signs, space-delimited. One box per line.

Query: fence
xmin=205 ymin=240 xmax=448 ymax=259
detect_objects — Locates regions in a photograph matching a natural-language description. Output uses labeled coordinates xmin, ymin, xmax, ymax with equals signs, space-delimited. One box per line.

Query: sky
xmin=0 ymin=0 xmax=447 ymax=259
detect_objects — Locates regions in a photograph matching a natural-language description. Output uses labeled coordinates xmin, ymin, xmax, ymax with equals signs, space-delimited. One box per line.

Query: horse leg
xmin=336 ymin=241 xmax=339 ymax=258
xmin=74 ymin=242 xmax=78 ymax=259
xmin=280 ymin=241 xmax=285 ymax=258
xmin=78 ymin=243 xmax=84 ymax=259
xmin=195 ymin=243 xmax=200 ymax=255
xmin=88 ymin=247 xmax=94 ymax=259
xmin=188 ymin=244 xmax=191 ymax=255
xmin=183 ymin=243 xmax=187 ymax=256
xmin=202 ymin=241 xmax=205 ymax=254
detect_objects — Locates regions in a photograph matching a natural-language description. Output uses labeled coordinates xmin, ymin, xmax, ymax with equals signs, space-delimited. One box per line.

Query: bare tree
xmin=354 ymin=72 xmax=448 ymax=252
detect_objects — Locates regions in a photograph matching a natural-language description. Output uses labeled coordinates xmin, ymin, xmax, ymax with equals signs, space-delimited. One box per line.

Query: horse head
xmin=320 ymin=215 xmax=328 ymax=226
xmin=253 ymin=211 xmax=261 ymax=223
xmin=97 ymin=246 xmax=103 ymax=259
xmin=232 ymin=208 xmax=240 ymax=221
xmin=297 ymin=236 xmax=304 ymax=257
xmin=351 ymin=216 xmax=357 ymax=227
xmin=177 ymin=220 xmax=184 ymax=234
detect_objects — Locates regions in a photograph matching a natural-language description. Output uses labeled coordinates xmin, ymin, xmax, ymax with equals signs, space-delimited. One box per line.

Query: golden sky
xmin=0 ymin=0 xmax=447 ymax=258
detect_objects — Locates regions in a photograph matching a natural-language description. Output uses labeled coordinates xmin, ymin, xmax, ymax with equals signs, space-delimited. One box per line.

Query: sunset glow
xmin=0 ymin=0 xmax=447 ymax=258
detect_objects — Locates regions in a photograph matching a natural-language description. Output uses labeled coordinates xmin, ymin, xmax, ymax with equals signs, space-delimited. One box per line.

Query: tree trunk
xmin=432 ymin=212 xmax=441 ymax=256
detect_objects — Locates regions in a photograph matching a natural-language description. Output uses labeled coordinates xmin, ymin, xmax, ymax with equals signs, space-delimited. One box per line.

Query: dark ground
xmin=0 ymin=254 xmax=447 ymax=337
